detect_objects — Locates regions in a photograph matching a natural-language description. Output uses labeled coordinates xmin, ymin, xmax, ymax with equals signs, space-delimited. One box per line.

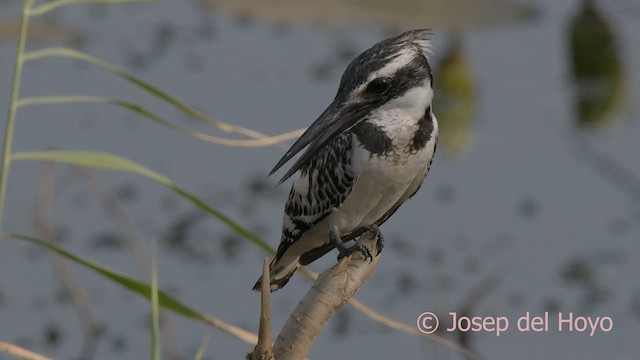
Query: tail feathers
xmin=252 ymin=257 xmax=299 ymax=292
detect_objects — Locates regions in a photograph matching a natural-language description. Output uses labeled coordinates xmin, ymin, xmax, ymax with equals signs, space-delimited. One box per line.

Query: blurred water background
xmin=0 ymin=0 xmax=639 ymax=359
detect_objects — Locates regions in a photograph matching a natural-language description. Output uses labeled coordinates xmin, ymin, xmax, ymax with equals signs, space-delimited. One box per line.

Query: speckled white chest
xmin=330 ymin=115 xmax=438 ymax=234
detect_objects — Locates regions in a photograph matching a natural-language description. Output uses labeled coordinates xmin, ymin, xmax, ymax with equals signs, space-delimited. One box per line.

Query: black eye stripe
xmin=362 ymin=57 xmax=430 ymax=101
xmin=334 ymin=30 xmax=432 ymax=100
xmin=366 ymin=78 xmax=391 ymax=94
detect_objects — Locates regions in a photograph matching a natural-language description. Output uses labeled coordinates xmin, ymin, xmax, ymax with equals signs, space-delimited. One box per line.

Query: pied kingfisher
xmin=254 ymin=29 xmax=438 ymax=292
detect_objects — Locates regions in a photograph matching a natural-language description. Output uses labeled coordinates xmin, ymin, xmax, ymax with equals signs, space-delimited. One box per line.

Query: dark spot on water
xmin=53 ymin=226 xmax=71 ymax=243
xmin=582 ymin=284 xmax=609 ymax=309
xmin=115 ymin=183 xmax=138 ymax=202
xmin=560 ymin=255 xmax=615 ymax=311
xmin=90 ymin=231 xmax=125 ymax=251
xmin=110 ymin=334 xmax=128 ymax=353
xmin=126 ymin=52 xmax=147 ymax=71
xmin=517 ymin=197 xmax=539 ymax=219
xmin=67 ymin=33 xmax=87 ymax=50
xmin=435 ymin=184 xmax=455 ymax=204
xmin=335 ymin=40 xmax=358 ymax=62
xmin=396 ymin=270 xmax=416 ymax=295
xmin=389 ymin=236 xmax=414 ymax=257
xmin=562 ymin=258 xmax=592 ymax=285
xmin=220 ymin=234 xmax=244 ymax=261
xmin=542 ymin=297 xmax=560 ymax=313
xmin=233 ymin=12 xmax=256 ymax=28
xmin=164 ymin=211 xmax=203 ymax=249
xmin=247 ymin=176 xmax=271 ymax=196
xmin=43 ymin=323 xmax=61 ymax=348
xmin=425 ymin=245 xmax=445 ymax=267
xmin=154 ymin=22 xmax=175 ymax=50
xmin=309 ymin=60 xmax=335 ymax=81
xmin=92 ymin=323 xmax=105 ymax=339
xmin=332 ymin=309 xmax=351 ymax=337
xmin=54 ymin=288 xmax=71 ymax=305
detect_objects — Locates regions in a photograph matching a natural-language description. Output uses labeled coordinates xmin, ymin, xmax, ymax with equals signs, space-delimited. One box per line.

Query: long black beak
xmin=270 ymin=99 xmax=372 ymax=185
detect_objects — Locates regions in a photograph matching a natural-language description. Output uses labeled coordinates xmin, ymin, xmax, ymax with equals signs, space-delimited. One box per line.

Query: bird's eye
xmin=366 ymin=77 xmax=390 ymax=94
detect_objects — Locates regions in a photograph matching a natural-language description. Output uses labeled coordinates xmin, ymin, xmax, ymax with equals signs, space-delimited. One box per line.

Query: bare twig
xmin=272 ymin=230 xmax=381 ymax=359
xmin=247 ymin=258 xmax=275 ymax=360
xmin=201 ymin=315 xmax=258 ymax=344
xmin=0 ymin=341 xmax=52 ymax=360
xmin=185 ymin=128 xmax=305 ymax=148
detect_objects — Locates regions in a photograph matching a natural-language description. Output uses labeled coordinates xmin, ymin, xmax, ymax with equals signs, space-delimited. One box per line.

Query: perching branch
xmin=271 ymin=230 xmax=381 ymax=359
xmin=247 ymin=259 xmax=275 ymax=360
xmin=246 ymin=229 xmax=483 ymax=360
xmin=0 ymin=341 xmax=51 ymax=360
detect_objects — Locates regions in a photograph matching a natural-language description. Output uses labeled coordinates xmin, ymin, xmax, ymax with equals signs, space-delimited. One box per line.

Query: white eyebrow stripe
xmin=347 ymin=37 xmax=432 ymax=102
xmin=348 ymin=49 xmax=414 ymax=99
xmin=368 ymin=48 xmax=414 ymax=81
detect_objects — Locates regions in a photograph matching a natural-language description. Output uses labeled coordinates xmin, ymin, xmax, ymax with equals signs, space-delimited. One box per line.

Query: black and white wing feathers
xmin=253 ymin=133 xmax=358 ymax=291
xmin=276 ymin=133 xmax=357 ymax=258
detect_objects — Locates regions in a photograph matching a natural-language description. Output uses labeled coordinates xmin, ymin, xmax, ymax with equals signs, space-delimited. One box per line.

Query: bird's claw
xmin=330 ymin=224 xmax=384 ymax=263
xmin=365 ymin=225 xmax=384 ymax=256
xmin=336 ymin=242 xmax=374 ymax=263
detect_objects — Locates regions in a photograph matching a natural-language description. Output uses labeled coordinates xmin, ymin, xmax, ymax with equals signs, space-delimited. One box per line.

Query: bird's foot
xmin=338 ymin=242 xmax=374 ymax=262
xmin=365 ymin=224 xmax=384 ymax=256
xmin=330 ymin=226 xmax=373 ymax=262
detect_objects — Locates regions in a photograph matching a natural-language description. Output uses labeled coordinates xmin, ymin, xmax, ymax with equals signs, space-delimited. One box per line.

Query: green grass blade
xmin=0 ymin=0 xmax=36 ymax=235
xmin=10 ymin=233 xmax=204 ymax=319
xmin=21 ymin=48 xmax=281 ymax=144
xmin=29 ymin=0 xmax=154 ymax=17
xmin=169 ymin=185 xmax=273 ymax=254
xmin=18 ymin=95 xmax=195 ymax=135
xmin=193 ymin=337 xmax=209 ymax=360
xmin=12 ymin=150 xmax=171 ymax=182
xmin=150 ymin=242 xmax=160 ymax=360
xmin=17 ymin=96 xmax=268 ymax=147
xmin=10 ymin=150 xmax=274 ymax=254
xmin=22 ymin=48 xmax=219 ymax=128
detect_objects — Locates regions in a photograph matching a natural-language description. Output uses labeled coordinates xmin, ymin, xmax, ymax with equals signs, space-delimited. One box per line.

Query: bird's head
xmin=272 ymin=29 xmax=434 ymax=183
